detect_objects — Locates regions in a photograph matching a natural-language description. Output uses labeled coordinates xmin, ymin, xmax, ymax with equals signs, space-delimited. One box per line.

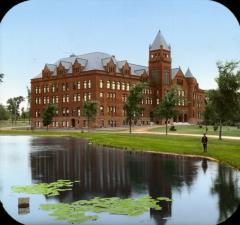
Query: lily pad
xmin=11 ymin=180 xmax=79 ymax=197
xmin=40 ymin=195 xmax=171 ymax=223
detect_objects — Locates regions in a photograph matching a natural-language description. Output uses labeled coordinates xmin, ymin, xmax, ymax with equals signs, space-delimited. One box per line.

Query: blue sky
xmin=0 ymin=0 xmax=239 ymax=108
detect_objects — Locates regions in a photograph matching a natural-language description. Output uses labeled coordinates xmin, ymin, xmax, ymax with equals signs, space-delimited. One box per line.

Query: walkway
xmin=120 ymin=125 xmax=240 ymax=140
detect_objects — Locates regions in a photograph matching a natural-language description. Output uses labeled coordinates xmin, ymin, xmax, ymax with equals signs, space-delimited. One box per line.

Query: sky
xmin=0 ymin=0 xmax=239 ymax=109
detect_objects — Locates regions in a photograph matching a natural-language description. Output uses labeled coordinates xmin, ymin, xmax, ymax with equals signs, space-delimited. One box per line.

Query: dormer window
xmin=73 ymin=67 xmax=80 ymax=73
xmin=108 ymin=66 xmax=115 ymax=73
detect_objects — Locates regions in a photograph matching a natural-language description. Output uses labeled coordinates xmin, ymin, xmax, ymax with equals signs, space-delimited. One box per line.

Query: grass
xmin=149 ymin=125 xmax=240 ymax=137
xmin=0 ymin=119 xmax=30 ymax=128
xmin=1 ymin=129 xmax=240 ymax=169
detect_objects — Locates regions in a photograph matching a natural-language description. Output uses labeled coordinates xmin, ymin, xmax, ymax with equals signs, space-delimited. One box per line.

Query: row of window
xmin=34 ymin=81 xmax=91 ymax=94
xmin=35 ymin=105 xmax=141 ymax=118
xmin=101 ymin=80 xmax=131 ymax=91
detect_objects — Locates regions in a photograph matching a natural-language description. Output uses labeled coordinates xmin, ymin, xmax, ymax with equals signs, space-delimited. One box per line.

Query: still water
xmin=0 ymin=136 xmax=240 ymax=225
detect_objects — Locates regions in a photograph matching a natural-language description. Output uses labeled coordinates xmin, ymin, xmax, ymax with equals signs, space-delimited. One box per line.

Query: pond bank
xmin=0 ymin=130 xmax=239 ymax=169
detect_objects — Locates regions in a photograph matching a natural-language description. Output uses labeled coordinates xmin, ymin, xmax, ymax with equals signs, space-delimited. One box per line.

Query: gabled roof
xmin=185 ymin=68 xmax=194 ymax=77
xmin=171 ymin=67 xmax=180 ymax=79
xmin=45 ymin=64 xmax=56 ymax=71
xmin=149 ymin=30 xmax=170 ymax=51
xmin=34 ymin=52 xmax=148 ymax=78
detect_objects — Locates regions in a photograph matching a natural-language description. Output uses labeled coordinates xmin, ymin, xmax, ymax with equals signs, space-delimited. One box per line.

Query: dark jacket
xmin=201 ymin=136 xmax=208 ymax=145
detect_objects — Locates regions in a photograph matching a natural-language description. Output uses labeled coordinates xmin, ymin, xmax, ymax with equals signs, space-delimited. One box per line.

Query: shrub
xmin=169 ymin=125 xmax=176 ymax=131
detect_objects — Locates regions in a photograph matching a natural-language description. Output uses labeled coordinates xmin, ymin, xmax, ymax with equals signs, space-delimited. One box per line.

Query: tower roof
xmin=185 ymin=67 xmax=194 ymax=77
xmin=149 ymin=30 xmax=170 ymax=51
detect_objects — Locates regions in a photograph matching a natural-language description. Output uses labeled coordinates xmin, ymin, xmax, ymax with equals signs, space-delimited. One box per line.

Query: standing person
xmin=201 ymin=133 xmax=208 ymax=152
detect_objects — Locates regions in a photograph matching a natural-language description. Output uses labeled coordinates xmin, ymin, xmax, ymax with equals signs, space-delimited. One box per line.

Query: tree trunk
xmin=129 ymin=119 xmax=132 ymax=134
xmin=47 ymin=125 xmax=48 ymax=131
xmin=87 ymin=116 xmax=90 ymax=132
xmin=219 ymin=119 xmax=222 ymax=140
xmin=205 ymin=121 xmax=208 ymax=133
xmin=165 ymin=119 xmax=168 ymax=136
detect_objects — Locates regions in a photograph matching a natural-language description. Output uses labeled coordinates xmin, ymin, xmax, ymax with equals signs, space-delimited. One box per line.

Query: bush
xmin=169 ymin=125 xmax=176 ymax=131
xmin=198 ymin=125 xmax=202 ymax=128
xmin=213 ymin=124 xmax=218 ymax=131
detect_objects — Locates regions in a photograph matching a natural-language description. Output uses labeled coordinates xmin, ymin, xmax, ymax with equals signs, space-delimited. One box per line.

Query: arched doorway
xmin=71 ymin=119 xmax=75 ymax=128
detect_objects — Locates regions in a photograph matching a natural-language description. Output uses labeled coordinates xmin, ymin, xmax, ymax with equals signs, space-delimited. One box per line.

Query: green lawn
xmin=0 ymin=119 xmax=30 ymax=128
xmin=1 ymin=130 xmax=240 ymax=169
xmin=149 ymin=125 xmax=240 ymax=137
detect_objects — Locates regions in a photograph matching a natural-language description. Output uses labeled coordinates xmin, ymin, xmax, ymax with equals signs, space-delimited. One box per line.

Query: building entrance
xmin=71 ymin=119 xmax=75 ymax=127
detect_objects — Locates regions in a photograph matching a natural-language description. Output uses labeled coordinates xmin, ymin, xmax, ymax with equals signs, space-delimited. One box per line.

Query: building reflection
xmin=30 ymin=137 xmax=199 ymax=224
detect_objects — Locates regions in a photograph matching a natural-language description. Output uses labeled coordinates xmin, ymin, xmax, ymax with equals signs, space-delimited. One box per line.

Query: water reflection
xmin=1 ymin=136 xmax=240 ymax=225
xmin=30 ymin=137 xmax=201 ymax=224
xmin=211 ymin=165 xmax=240 ymax=223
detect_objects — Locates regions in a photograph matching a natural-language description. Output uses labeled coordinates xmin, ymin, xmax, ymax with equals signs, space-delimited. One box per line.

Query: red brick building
xmin=31 ymin=31 xmax=205 ymax=128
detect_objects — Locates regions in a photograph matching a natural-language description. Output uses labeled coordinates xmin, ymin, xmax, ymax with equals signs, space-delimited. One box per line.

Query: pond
xmin=0 ymin=136 xmax=240 ymax=225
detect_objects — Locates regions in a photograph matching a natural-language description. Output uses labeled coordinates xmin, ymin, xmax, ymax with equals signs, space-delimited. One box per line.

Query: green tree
xmin=83 ymin=101 xmax=97 ymax=130
xmin=26 ymin=86 xmax=31 ymax=124
xmin=21 ymin=107 xmax=28 ymax=121
xmin=0 ymin=104 xmax=10 ymax=120
xmin=6 ymin=96 xmax=25 ymax=124
xmin=124 ymin=82 xmax=147 ymax=133
xmin=42 ymin=104 xmax=57 ymax=130
xmin=210 ymin=61 xmax=240 ymax=140
xmin=0 ymin=73 xmax=4 ymax=83
xmin=154 ymin=87 xmax=179 ymax=135
xmin=203 ymin=93 xmax=218 ymax=133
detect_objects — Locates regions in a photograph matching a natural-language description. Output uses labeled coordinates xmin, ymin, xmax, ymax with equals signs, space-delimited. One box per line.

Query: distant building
xmin=31 ymin=31 xmax=205 ymax=128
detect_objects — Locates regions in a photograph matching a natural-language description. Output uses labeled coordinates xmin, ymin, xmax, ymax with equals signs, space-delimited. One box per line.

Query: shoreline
xmin=0 ymin=131 xmax=239 ymax=170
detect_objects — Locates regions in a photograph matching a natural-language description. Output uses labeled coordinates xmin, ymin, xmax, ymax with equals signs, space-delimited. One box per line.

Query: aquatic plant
xmin=40 ymin=195 xmax=172 ymax=223
xmin=11 ymin=180 xmax=79 ymax=197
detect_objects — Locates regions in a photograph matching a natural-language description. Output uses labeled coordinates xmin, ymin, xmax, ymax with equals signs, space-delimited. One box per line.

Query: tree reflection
xmin=211 ymin=165 xmax=240 ymax=223
xmin=30 ymin=137 xmax=199 ymax=224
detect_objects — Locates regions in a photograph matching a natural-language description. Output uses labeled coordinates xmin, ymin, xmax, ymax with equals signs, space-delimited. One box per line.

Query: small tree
xmin=124 ymin=82 xmax=147 ymax=133
xmin=0 ymin=73 xmax=4 ymax=83
xmin=0 ymin=104 xmax=10 ymax=120
xmin=42 ymin=104 xmax=57 ymax=130
xmin=83 ymin=101 xmax=97 ymax=130
xmin=6 ymin=96 xmax=24 ymax=124
xmin=26 ymin=86 xmax=31 ymax=124
xmin=203 ymin=94 xmax=217 ymax=133
xmin=154 ymin=87 xmax=179 ymax=135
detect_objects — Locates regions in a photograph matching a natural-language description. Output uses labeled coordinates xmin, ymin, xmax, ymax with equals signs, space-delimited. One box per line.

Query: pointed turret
xmin=149 ymin=30 xmax=170 ymax=51
xmin=185 ymin=67 xmax=194 ymax=77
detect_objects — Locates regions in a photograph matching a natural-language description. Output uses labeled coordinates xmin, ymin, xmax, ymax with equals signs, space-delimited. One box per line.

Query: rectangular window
xmin=107 ymin=81 xmax=110 ymax=89
xmin=84 ymin=81 xmax=87 ymax=89
xmin=88 ymin=80 xmax=91 ymax=88
xmin=112 ymin=81 xmax=115 ymax=90
xmin=56 ymin=96 xmax=58 ymax=103
xmin=77 ymin=81 xmax=81 ymax=89
xmin=66 ymin=95 xmax=69 ymax=102
xmin=77 ymin=94 xmax=81 ymax=102
xmin=88 ymin=93 xmax=91 ymax=100
xmin=121 ymin=82 xmax=125 ymax=90
xmin=99 ymin=80 xmax=103 ymax=88
xmin=100 ymin=92 xmax=103 ymax=98
xmin=117 ymin=82 xmax=120 ymax=90
xmin=74 ymin=94 xmax=77 ymax=102
xmin=84 ymin=93 xmax=87 ymax=101
xmin=77 ymin=108 xmax=81 ymax=116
